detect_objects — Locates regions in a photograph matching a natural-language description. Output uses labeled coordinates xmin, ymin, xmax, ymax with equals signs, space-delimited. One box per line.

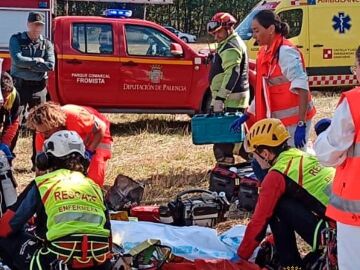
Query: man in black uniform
xmin=9 ymin=11 xmax=55 ymax=165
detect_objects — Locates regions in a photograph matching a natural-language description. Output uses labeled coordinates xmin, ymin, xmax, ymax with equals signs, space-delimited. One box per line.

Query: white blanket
xmin=111 ymin=221 xmax=257 ymax=262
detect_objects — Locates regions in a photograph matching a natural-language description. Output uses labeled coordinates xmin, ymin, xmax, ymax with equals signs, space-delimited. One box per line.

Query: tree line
xmin=55 ymin=0 xmax=259 ymax=37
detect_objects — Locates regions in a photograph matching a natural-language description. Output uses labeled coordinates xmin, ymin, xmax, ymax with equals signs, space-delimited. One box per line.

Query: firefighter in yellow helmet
xmin=237 ymin=118 xmax=335 ymax=270
xmin=0 ymin=130 xmax=111 ymax=270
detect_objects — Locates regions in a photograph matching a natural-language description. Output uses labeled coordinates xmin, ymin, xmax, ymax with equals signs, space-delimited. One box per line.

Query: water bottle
xmin=0 ymin=154 xmax=16 ymax=208
xmin=2 ymin=176 xmax=17 ymax=207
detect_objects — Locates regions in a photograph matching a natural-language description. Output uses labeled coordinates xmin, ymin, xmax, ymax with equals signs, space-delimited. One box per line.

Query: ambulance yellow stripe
xmin=0 ymin=53 xmax=10 ymax=58
xmin=58 ymin=54 xmax=193 ymax=65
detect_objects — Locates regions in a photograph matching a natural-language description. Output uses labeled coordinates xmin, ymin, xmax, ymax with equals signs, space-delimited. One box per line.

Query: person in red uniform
xmin=27 ymin=101 xmax=112 ymax=186
xmin=0 ymin=72 xmax=21 ymax=153
xmin=314 ymin=46 xmax=360 ymax=270
xmin=231 ymin=10 xmax=316 ymax=149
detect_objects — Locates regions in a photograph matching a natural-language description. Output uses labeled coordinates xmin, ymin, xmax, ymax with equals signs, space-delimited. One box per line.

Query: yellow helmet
xmin=245 ymin=118 xmax=290 ymax=152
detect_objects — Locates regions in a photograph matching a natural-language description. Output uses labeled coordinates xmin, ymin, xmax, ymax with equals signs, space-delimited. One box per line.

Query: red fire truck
xmin=0 ymin=0 xmax=255 ymax=114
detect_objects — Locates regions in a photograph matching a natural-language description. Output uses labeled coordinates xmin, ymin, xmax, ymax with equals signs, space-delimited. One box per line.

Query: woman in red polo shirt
xmin=27 ymin=102 xmax=112 ymax=186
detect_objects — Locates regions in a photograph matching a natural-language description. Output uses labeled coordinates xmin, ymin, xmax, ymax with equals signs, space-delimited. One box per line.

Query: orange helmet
xmin=207 ymin=12 xmax=237 ymax=34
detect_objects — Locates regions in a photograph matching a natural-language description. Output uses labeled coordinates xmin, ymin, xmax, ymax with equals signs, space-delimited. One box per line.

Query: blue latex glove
xmin=85 ymin=150 xmax=95 ymax=161
xmin=294 ymin=125 xmax=306 ymax=148
xmin=0 ymin=143 xmax=13 ymax=161
xmin=230 ymin=114 xmax=249 ymax=133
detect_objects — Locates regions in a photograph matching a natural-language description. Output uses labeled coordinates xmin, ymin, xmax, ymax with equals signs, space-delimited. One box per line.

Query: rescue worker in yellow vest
xmin=237 ymin=118 xmax=334 ymax=270
xmin=0 ymin=130 xmax=112 ymax=270
xmin=314 ymin=46 xmax=360 ymax=270
xmin=207 ymin=12 xmax=250 ymax=165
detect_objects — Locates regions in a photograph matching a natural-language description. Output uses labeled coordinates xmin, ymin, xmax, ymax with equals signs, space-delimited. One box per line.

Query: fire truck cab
xmin=51 ymin=12 xmax=212 ymax=113
xmin=0 ymin=1 xmax=221 ymax=114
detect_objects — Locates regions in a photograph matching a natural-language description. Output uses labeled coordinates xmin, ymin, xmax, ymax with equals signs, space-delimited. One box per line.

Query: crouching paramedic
xmin=237 ymin=118 xmax=335 ymax=270
xmin=27 ymin=102 xmax=112 ymax=186
xmin=0 ymin=130 xmax=112 ymax=270
xmin=0 ymin=72 xmax=21 ymax=151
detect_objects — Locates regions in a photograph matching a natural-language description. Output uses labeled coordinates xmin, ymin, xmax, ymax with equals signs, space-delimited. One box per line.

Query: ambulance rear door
xmin=308 ymin=4 xmax=359 ymax=78
xmin=276 ymin=5 xmax=310 ymax=66
xmin=235 ymin=1 xmax=309 ymax=65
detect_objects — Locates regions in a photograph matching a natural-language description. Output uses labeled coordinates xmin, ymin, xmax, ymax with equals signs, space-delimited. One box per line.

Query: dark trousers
xmin=213 ymin=108 xmax=245 ymax=165
xmin=0 ymin=232 xmax=112 ymax=270
xmin=12 ymin=77 xmax=47 ymax=164
xmin=270 ymin=197 xmax=325 ymax=268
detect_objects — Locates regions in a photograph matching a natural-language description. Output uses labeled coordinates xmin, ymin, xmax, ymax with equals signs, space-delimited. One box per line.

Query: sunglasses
xmin=207 ymin=21 xmax=222 ymax=34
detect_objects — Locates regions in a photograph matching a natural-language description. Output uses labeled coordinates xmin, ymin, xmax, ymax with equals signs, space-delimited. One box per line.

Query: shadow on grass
xmin=110 ymin=118 xmax=191 ymax=136
xmin=143 ymin=170 xmax=209 ymax=204
xmin=104 ymin=169 xmax=210 ymax=205
xmin=14 ymin=168 xmax=33 ymax=174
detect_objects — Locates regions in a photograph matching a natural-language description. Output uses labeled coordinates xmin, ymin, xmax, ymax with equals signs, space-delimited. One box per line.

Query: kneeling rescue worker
xmin=237 ymin=118 xmax=335 ymax=270
xmin=0 ymin=130 xmax=112 ymax=270
xmin=27 ymin=102 xmax=112 ymax=186
xmin=0 ymin=72 xmax=21 ymax=152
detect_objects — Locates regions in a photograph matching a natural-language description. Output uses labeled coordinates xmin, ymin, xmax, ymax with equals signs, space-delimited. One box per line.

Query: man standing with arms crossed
xmin=9 ymin=12 xmax=55 ymax=164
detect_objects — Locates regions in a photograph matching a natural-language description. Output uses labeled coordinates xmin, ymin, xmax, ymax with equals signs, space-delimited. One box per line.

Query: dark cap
xmin=28 ymin=12 xmax=45 ymax=25
xmin=314 ymin=118 xmax=331 ymax=136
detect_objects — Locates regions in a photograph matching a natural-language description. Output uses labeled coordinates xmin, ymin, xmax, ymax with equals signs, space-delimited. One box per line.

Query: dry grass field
xmin=13 ymin=92 xmax=340 ymax=202
xmin=9 ymin=90 xmax=342 ymax=255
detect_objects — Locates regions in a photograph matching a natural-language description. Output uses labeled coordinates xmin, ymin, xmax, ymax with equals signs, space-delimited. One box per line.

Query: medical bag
xmin=191 ymin=113 xmax=245 ymax=145
xmin=162 ymin=189 xmax=229 ymax=228
xmin=209 ymin=162 xmax=259 ymax=212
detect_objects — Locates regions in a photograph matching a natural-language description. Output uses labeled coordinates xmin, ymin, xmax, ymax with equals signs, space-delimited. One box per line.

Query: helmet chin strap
xmin=254 ymin=150 xmax=274 ymax=169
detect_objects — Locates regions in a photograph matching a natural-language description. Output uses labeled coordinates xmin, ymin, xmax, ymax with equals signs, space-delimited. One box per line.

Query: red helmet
xmin=207 ymin=12 xmax=237 ymax=34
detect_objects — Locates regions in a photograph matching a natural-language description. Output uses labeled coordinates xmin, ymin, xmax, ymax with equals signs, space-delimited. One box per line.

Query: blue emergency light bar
xmin=104 ymin=9 xmax=132 ymax=18
xmin=38 ymin=1 xmax=48 ymax=8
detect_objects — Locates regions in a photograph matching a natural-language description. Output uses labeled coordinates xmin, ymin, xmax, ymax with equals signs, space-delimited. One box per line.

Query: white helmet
xmin=43 ymin=130 xmax=85 ymax=158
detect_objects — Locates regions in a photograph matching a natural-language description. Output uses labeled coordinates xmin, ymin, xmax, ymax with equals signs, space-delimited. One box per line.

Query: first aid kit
xmin=163 ymin=189 xmax=230 ymax=228
xmin=209 ymin=162 xmax=259 ymax=212
xmin=191 ymin=113 xmax=245 ymax=145
xmin=237 ymin=178 xmax=259 ymax=212
xmin=130 ymin=206 xmax=160 ymax=223
xmin=209 ymin=166 xmax=240 ymax=200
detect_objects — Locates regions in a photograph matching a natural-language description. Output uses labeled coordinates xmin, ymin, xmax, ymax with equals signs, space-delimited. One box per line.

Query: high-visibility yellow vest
xmin=270 ymin=148 xmax=334 ymax=206
xmin=35 ymin=169 xmax=110 ymax=241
